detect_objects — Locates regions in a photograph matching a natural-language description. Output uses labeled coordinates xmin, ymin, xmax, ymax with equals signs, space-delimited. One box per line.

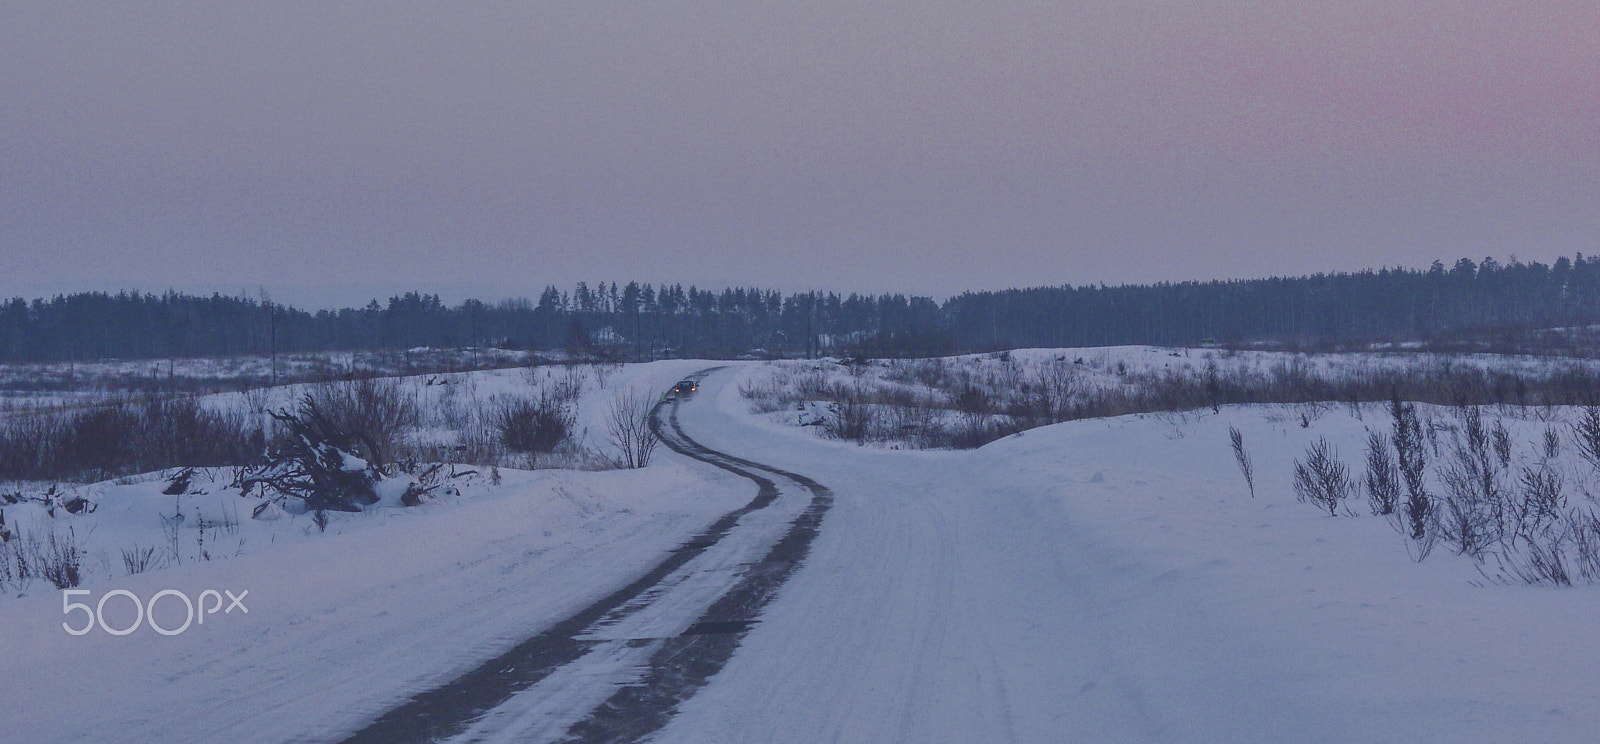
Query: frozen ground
xmin=661 ymin=365 xmax=1600 ymax=744
xmin=4 ymin=356 xmax=1599 ymax=742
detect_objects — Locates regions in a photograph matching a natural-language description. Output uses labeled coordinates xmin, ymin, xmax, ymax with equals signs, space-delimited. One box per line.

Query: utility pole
xmin=469 ymin=301 xmax=479 ymax=369
xmin=269 ymin=301 xmax=277 ymax=386
xmin=259 ymin=288 xmax=277 ymax=386
xmin=806 ymin=290 xmax=816 ymax=359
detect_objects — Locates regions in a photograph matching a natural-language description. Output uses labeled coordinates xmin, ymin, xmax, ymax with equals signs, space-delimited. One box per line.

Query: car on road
xmin=665 ymin=379 xmax=698 ymax=400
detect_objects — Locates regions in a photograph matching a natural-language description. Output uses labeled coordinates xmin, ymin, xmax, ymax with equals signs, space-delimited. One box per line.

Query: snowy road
xmin=346 ymin=364 xmax=1585 ymax=743
xmin=649 ymin=368 xmax=1347 ymax=744
xmin=652 ymin=365 xmax=1600 ymax=744
xmin=339 ymin=368 xmax=833 ymax=743
xmin=367 ymin=365 xmax=1344 ymax=744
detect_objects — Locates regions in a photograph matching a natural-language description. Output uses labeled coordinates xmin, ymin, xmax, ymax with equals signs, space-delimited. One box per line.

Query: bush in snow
xmin=1358 ymin=430 xmax=1399 ymax=516
xmin=1437 ymin=407 xmax=1507 ymax=559
xmin=950 ymin=385 xmax=994 ymax=449
xmin=1512 ymin=463 xmax=1565 ymax=541
xmin=302 ymin=377 xmax=419 ymax=467
xmin=1570 ymin=512 xmax=1600 ymax=583
xmin=0 ymin=395 xmax=257 ymax=482
xmin=121 ymin=544 xmax=163 ymax=575
xmin=59 ymin=405 xmax=142 ymax=481
xmin=1390 ymin=397 xmax=1433 ymax=542
xmin=0 ymin=524 xmax=85 ymax=589
xmin=235 ymin=397 xmax=382 ymax=529
xmin=495 ymin=391 xmax=573 ymax=454
xmin=1499 ymin=539 xmax=1575 ymax=586
xmin=822 ymin=382 xmax=875 ymax=443
xmin=1293 ymin=438 xmax=1351 ymax=517
xmin=1029 ymin=359 xmax=1081 ymax=424
xmin=0 ymin=538 xmax=11 ymax=591
xmin=137 ymin=397 xmax=258 ymax=473
xmin=605 ymin=388 xmax=660 ymax=469
xmin=1572 ymin=404 xmax=1600 ymax=476
xmin=1228 ymin=425 xmax=1255 ymax=499
xmin=547 ymin=365 xmax=588 ymax=405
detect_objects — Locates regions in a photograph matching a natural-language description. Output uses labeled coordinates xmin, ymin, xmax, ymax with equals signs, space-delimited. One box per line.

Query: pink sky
xmin=3 ymin=1 xmax=1597 ymax=306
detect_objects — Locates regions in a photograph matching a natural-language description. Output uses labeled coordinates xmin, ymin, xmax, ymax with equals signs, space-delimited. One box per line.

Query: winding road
xmin=338 ymin=368 xmax=832 ymax=744
xmin=337 ymin=364 xmax=1355 ymax=744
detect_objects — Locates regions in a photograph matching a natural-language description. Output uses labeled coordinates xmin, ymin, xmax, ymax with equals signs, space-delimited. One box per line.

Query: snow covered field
xmin=4 ymin=352 xmax=1599 ymax=742
xmin=0 ymin=347 xmax=534 ymax=393
xmin=740 ymin=345 xmax=1600 ymax=453
xmin=670 ymin=364 xmax=1600 ymax=743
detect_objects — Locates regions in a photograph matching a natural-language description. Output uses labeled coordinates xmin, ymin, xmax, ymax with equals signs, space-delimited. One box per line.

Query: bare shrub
xmin=242 ymin=384 xmax=272 ymax=417
xmin=0 ymin=396 xmax=258 ymax=482
xmin=550 ymin=365 xmax=588 ymax=404
xmin=1571 ymin=511 xmax=1600 ymax=583
xmin=1032 ymin=360 xmax=1081 ymax=423
xmin=1572 ymin=404 xmax=1600 ymax=475
xmin=1363 ymin=431 xmax=1400 ymax=515
xmin=593 ymin=362 xmax=621 ymax=388
xmin=1496 ymin=539 xmax=1574 ymax=586
xmin=1391 ymin=398 xmax=1433 ymax=541
xmin=794 ymin=368 xmax=832 ymax=399
xmin=60 ymin=405 xmax=141 ymax=481
xmin=435 ymin=380 xmax=474 ymax=431
xmin=302 ymin=378 xmax=419 ymax=466
xmin=122 ymin=544 xmax=163 ymax=575
xmin=947 ymin=418 xmax=995 ymax=449
xmin=1491 ymin=419 xmax=1513 ymax=470
xmin=0 ymin=412 xmax=62 ymax=480
xmin=495 ymin=392 xmax=574 ymax=454
xmin=1293 ymin=438 xmax=1351 ymax=517
xmin=738 ymin=373 xmax=790 ymax=415
xmin=951 ymin=385 xmax=992 ymax=435
xmin=1228 ymin=425 xmax=1255 ymax=498
xmin=606 ymin=388 xmax=660 ymax=468
xmin=235 ymin=397 xmax=382 ymax=526
xmin=0 ymin=536 xmax=13 ymax=589
xmin=28 ymin=525 xmax=85 ymax=589
xmin=537 ymin=442 xmax=626 ymax=471
xmin=138 ymin=397 xmax=257 ymax=470
xmin=888 ymin=400 xmax=939 ymax=449
xmin=1513 ymin=465 xmax=1565 ymax=540
xmin=1437 ymin=479 xmax=1498 ymax=559
xmin=824 ymin=384 xmax=874 ymax=442
xmin=1436 ymin=407 xmax=1507 ymax=558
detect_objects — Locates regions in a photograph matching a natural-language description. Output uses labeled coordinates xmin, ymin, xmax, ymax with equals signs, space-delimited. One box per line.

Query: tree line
xmin=945 ymin=256 xmax=1600 ymax=352
xmin=4 ymin=255 xmax=1600 ymax=364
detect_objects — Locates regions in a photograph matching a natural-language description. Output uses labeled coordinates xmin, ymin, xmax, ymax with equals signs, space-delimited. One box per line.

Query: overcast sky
xmin=4 ymin=2 xmax=1597 ymax=308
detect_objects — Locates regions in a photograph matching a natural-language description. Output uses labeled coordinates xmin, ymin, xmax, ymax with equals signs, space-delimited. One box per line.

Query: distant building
xmin=591 ymin=326 xmax=626 ymax=347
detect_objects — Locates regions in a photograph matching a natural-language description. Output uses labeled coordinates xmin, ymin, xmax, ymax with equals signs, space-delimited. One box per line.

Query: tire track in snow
xmin=335 ymin=368 xmax=832 ymax=744
xmin=554 ymin=372 xmax=834 ymax=743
